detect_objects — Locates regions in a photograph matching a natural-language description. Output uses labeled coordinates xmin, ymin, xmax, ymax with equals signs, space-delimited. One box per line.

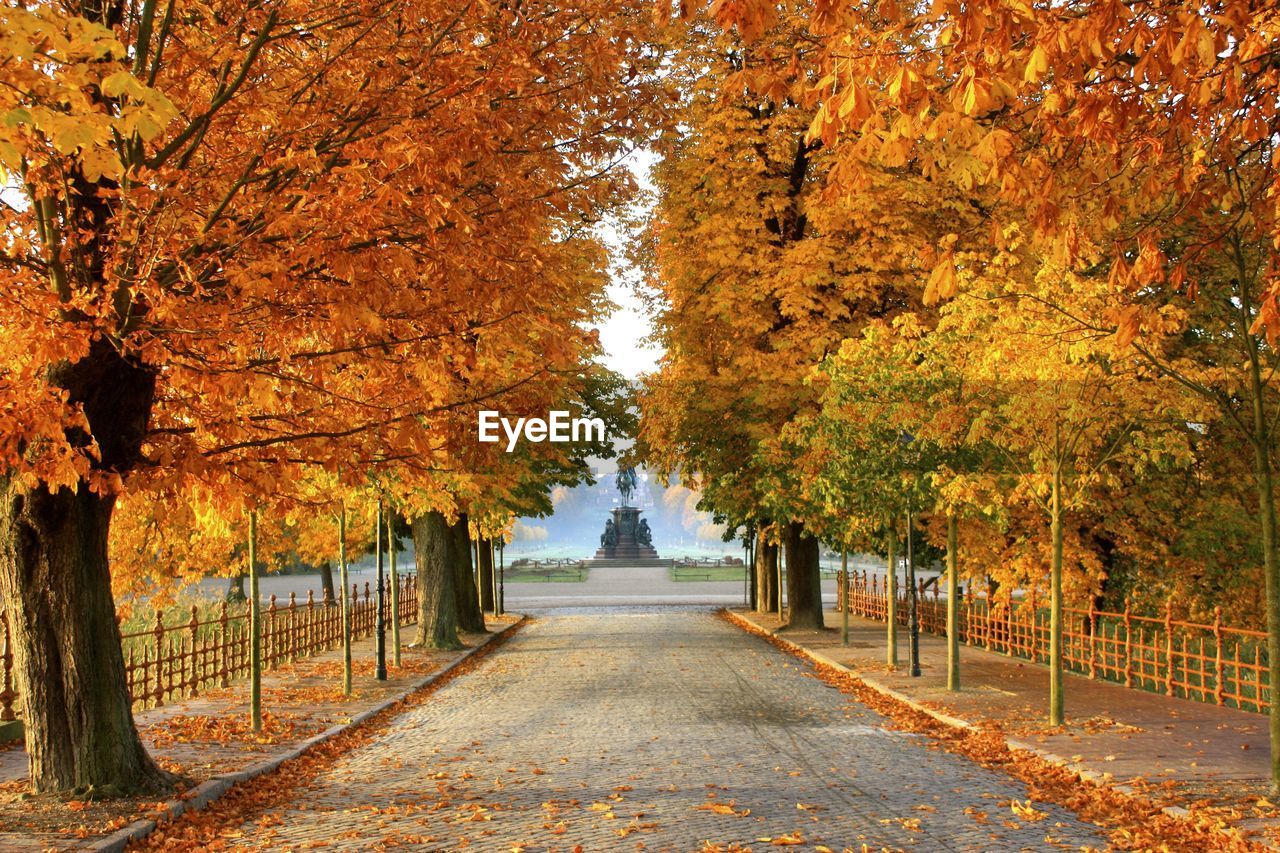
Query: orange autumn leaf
xmin=756 ymin=832 xmax=806 ymax=846
xmin=696 ymin=801 xmax=751 ymax=817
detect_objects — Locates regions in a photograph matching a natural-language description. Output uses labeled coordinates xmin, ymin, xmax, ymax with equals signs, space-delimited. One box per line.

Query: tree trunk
xmin=1246 ymin=354 xmax=1280 ymax=794
xmin=338 ymin=506 xmax=352 ymax=695
xmin=411 ymin=511 xmax=460 ymax=650
xmin=225 ymin=573 xmax=246 ymax=602
xmin=0 ymin=481 xmax=172 ymax=795
xmin=1254 ymin=438 xmax=1280 ymax=795
xmin=449 ymin=514 xmax=486 ymax=634
xmin=776 ymin=545 xmax=784 ymax=616
xmin=946 ymin=512 xmax=960 ymax=692
xmin=886 ymin=527 xmax=899 ymax=668
xmin=318 ymin=561 xmax=336 ymax=606
xmin=0 ymin=339 xmax=172 ymax=795
xmin=387 ymin=516 xmax=401 ymax=667
xmin=1049 ymin=461 xmax=1065 ymax=727
xmin=477 ymin=537 xmax=495 ymax=613
xmin=247 ymin=512 xmax=262 ymax=733
xmin=840 ymin=549 xmax=849 ymax=646
xmin=754 ymin=530 xmax=777 ymax=614
xmin=780 ymin=520 xmax=824 ymax=632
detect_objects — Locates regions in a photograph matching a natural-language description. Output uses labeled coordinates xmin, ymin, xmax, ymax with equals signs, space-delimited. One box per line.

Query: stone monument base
xmin=592 ymin=506 xmax=661 ymax=565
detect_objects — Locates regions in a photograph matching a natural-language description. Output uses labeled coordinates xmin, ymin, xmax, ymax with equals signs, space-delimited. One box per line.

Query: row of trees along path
xmin=638 ymin=0 xmax=1280 ymax=798
xmin=0 ymin=0 xmax=660 ymax=796
xmin=6 ymin=0 xmax=1280 ymax=808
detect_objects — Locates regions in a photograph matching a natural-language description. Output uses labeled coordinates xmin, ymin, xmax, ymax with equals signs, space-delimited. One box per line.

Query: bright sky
xmin=591 ymin=148 xmax=661 ymax=380
xmin=595 ymin=278 xmax=659 ymax=379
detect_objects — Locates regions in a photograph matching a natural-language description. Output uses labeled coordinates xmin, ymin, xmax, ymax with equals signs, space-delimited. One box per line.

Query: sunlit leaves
xmin=0 ymin=0 xmax=667 ymax=623
xmin=640 ymin=7 xmax=982 ymax=531
xmin=0 ymin=7 xmax=175 ymax=182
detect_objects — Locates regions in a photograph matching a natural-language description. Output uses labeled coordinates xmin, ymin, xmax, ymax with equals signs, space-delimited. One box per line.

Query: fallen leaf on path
xmin=757 ymin=831 xmax=805 ymax=846
xmin=1010 ymin=800 xmax=1047 ymax=822
xmin=696 ymin=801 xmax=750 ymax=817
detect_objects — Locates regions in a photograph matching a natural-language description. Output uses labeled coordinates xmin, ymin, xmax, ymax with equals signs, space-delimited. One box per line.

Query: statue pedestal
xmin=593 ymin=506 xmax=659 ymax=561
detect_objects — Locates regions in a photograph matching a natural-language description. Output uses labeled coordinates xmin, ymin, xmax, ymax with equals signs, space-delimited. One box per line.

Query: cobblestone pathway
xmin=221 ymin=608 xmax=1108 ymax=851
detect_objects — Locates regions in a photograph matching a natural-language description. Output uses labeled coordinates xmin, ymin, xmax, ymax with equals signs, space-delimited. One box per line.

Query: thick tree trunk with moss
xmin=0 ymin=481 xmax=172 ymax=795
xmin=317 ymin=561 xmax=337 ymax=605
xmin=754 ymin=530 xmax=777 ymax=613
xmin=477 ymin=537 xmax=495 ymax=613
xmin=780 ymin=521 xmax=824 ymax=632
xmin=0 ymin=341 xmax=170 ymax=795
xmin=411 ymin=511 xmax=460 ymax=650
xmin=449 ymin=513 xmax=486 ymax=634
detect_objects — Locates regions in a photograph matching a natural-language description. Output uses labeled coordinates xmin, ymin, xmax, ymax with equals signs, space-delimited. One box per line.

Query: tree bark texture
xmin=411 ymin=511 xmax=460 ymax=650
xmin=0 ymin=340 xmax=169 ymax=794
xmin=781 ymin=520 xmax=824 ymax=632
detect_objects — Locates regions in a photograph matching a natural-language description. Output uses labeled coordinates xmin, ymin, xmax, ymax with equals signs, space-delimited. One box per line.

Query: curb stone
xmin=82 ymin=616 xmax=528 ymax=853
xmin=721 ymin=608 xmax=1272 ymax=851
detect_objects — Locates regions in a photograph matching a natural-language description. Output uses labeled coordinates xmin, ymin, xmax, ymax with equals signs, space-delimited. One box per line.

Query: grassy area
xmin=670 ymin=564 xmax=748 ymax=582
xmin=118 ymin=591 xmax=229 ymax=632
xmin=503 ymin=566 xmax=588 ymax=583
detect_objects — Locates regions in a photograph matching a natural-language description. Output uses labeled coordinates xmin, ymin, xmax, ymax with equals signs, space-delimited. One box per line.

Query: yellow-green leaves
xmin=101 ymin=71 xmax=148 ymax=101
xmin=0 ymin=7 xmax=176 ymax=182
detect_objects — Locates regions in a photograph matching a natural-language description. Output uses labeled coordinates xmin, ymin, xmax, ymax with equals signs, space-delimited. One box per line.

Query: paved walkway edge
xmin=720 ymin=608 xmax=1272 ymax=851
xmin=83 ymin=616 xmax=529 ymax=853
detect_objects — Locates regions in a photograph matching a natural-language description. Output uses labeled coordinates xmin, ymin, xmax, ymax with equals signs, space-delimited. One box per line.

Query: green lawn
xmin=503 ymin=566 xmax=588 ymax=583
xmin=670 ymin=564 xmax=748 ymax=582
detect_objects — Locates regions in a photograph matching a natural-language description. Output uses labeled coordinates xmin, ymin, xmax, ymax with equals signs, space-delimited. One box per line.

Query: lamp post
xmin=375 ymin=496 xmax=387 ymax=681
xmin=906 ymin=503 xmax=921 ymax=677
